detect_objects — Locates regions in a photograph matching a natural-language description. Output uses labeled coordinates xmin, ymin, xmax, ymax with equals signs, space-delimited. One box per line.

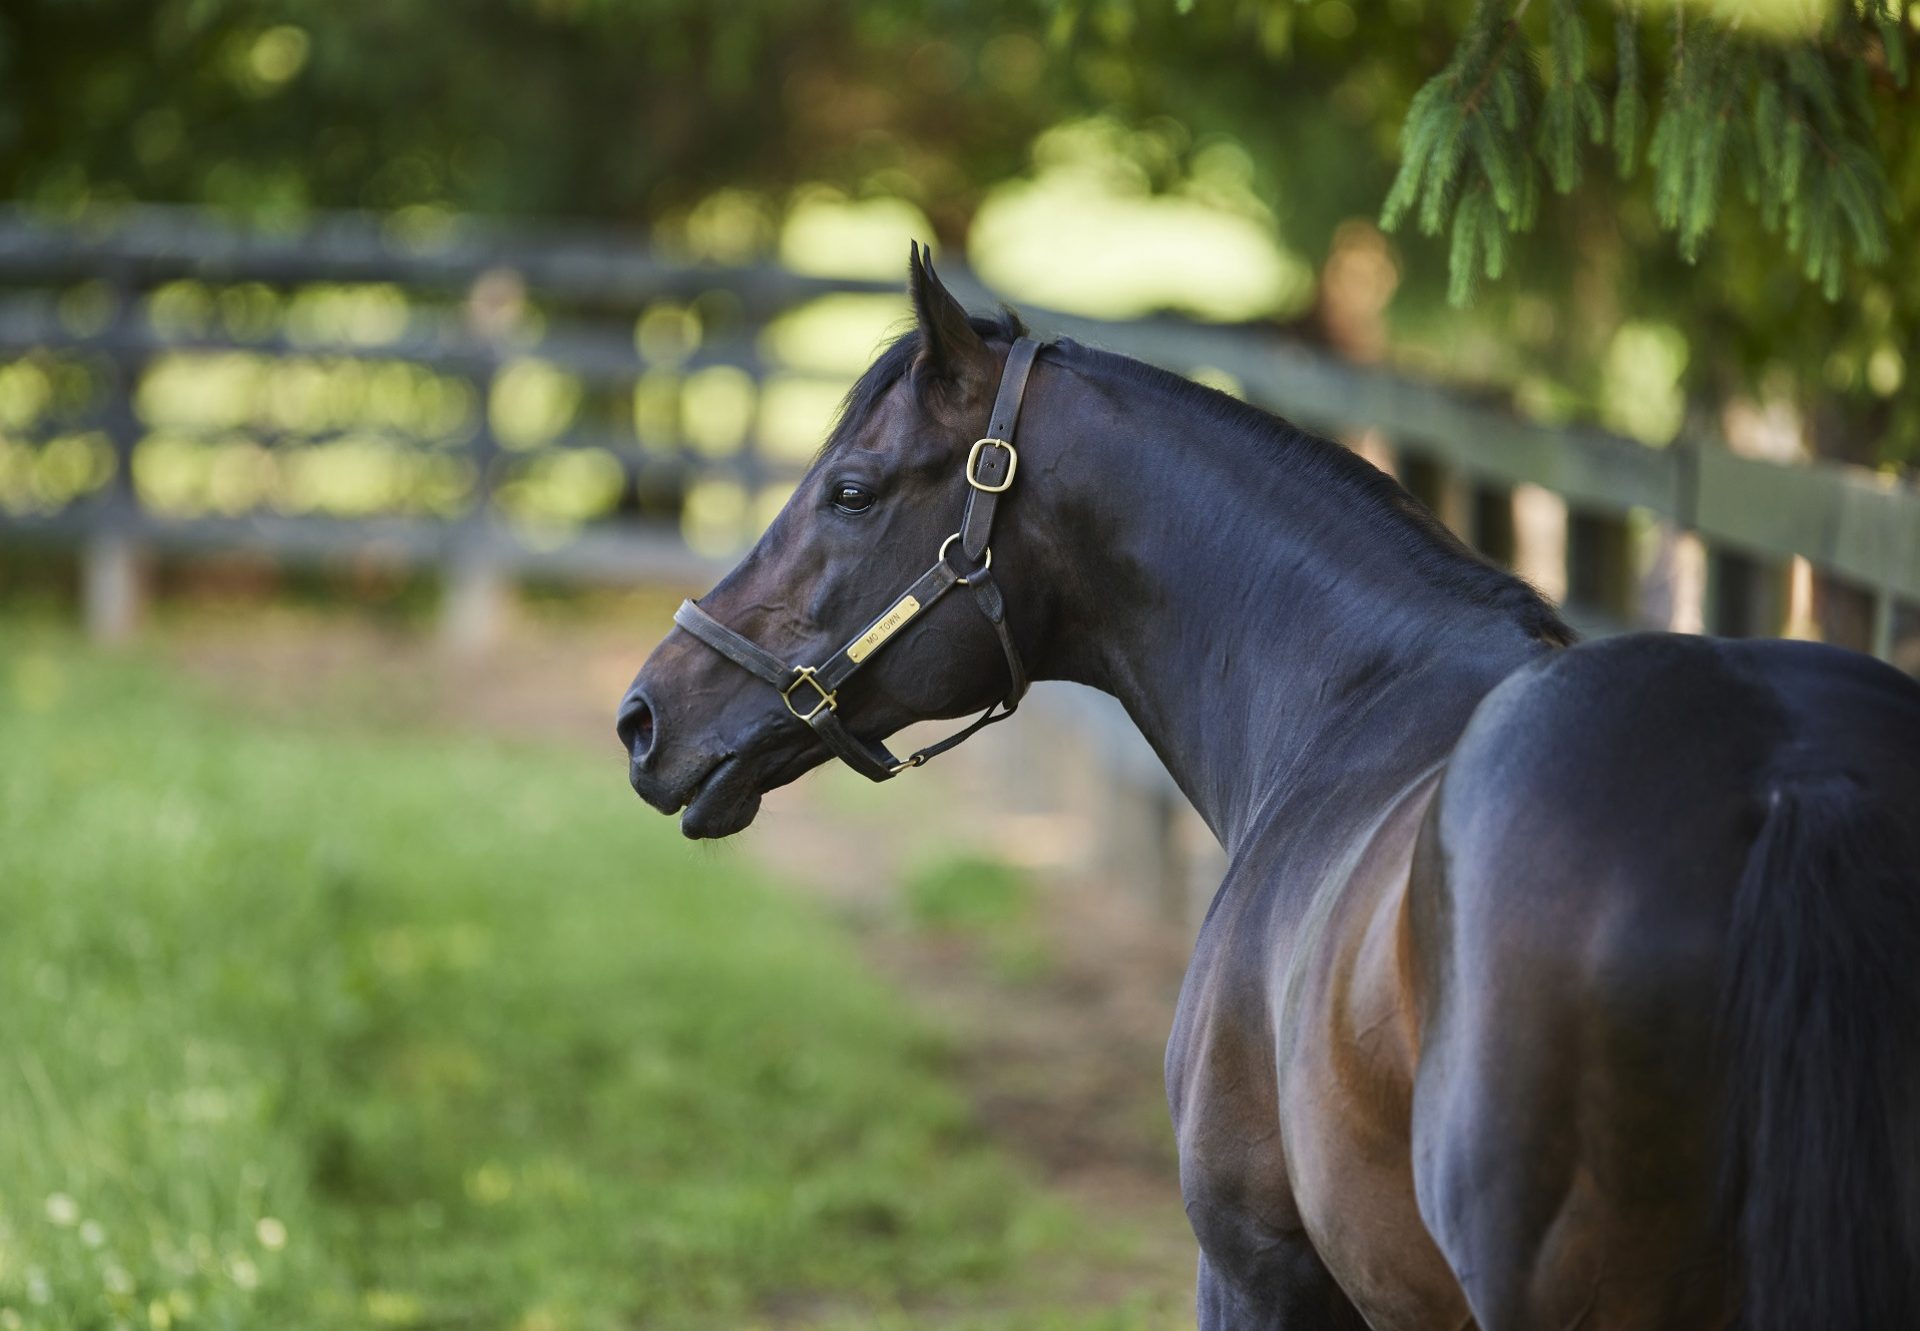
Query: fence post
xmin=1871 ymin=590 xmax=1897 ymax=663
xmin=442 ymin=274 xmax=523 ymax=653
xmin=84 ymin=273 xmax=146 ymax=643
xmin=1809 ymin=573 xmax=1875 ymax=653
xmin=1079 ymin=707 xmax=1190 ymax=925
xmin=1146 ymin=784 xmax=1187 ymax=926
xmin=1471 ymin=484 xmax=1517 ymax=567
xmin=442 ymin=361 xmax=506 ymax=652
xmin=1095 ymin=778 xmax=1187 ymax=926
xmin=1398 ymin=452 xmax=1437 ymax=509
xmin=1705 ymin=548 xmax=1788 ymax=638
xmin=1565 ymin=508 xmax=1636 ymax=627
xmin=1400 ymin=453 xmax=1470 ymax=539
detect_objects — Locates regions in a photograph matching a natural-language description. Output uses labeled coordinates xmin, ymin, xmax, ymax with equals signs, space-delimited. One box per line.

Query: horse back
xmin=1408 ymin=632 xmax=1920 ymax=1328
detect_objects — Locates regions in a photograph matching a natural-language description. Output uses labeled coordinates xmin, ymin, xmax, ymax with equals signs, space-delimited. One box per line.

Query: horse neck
xmin=1009 ymin=350 xmax=1563 ymax=856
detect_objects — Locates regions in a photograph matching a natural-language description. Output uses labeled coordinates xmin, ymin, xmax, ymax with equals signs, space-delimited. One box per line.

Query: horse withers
xmin=617 ymin=247 xmax=1920 ymax=1330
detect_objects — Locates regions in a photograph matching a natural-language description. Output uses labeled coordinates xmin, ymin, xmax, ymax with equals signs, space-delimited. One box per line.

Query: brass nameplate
xmin=848 ymin=594 xmax=922 ymax=663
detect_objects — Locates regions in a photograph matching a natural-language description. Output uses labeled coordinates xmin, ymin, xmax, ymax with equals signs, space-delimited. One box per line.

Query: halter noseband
xmin=670 ymin=336 xmax=1045 ymax=782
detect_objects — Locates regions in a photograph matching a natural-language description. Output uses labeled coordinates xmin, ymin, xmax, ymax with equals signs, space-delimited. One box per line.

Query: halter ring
xmin=781 ymin=666 xmax=836 ymax=722
xmin=938 ymin=532 xmax=992 ymax=586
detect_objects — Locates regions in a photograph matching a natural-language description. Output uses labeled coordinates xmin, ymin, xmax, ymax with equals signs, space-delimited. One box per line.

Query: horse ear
xmin=907 ymin=242 xmax=992 ymax=395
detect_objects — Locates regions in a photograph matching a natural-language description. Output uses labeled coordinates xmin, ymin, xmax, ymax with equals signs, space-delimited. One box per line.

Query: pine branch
xmin=1613 ymin=3 xmax=1644 ymax=176
xmin=1385 ymin=0 xmax=1903 ymax=304
xmin=1536 ymin=0 xmax=1607 ymax=193
xmin=1382 ymin=0 xmax=1540 ymax=305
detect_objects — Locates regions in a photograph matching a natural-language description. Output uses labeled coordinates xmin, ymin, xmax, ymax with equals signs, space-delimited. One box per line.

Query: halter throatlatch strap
xmin=673 ymin=335 xmax=1044 ymax=782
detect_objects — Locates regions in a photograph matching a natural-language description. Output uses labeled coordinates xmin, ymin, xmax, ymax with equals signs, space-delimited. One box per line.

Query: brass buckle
xmin=890 ymin=753 xmax=928 ymax=775
xmin=938 ymin=532 xmax=991 ymax=586
xmin=782 ymin=666 xmax=836 ymax=722
xmin=966 ymin=438 xmax=1017 ymax=493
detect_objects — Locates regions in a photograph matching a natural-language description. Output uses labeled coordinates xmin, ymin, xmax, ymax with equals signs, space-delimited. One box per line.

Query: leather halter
xmin=671 ymin=336 xmax=1044 ymax=782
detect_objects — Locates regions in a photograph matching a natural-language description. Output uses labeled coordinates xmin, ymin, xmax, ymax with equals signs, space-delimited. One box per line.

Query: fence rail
xmin=4 ymin=205 xmax=1917 ymax=918
xmin=3 ymin=205 xmax=1916 ymax=655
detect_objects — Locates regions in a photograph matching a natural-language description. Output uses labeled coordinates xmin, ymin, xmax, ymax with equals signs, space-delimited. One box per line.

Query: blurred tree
xmin=1382 ymin=0 xmax=1905 ymax=307
xmin=2 ymin=0 xmax=1913 ymax=465
xmin=0 ymin=0 xmax=1066 ymax=245
xmin=1052 ymin=0 xmax=1918 ymax=465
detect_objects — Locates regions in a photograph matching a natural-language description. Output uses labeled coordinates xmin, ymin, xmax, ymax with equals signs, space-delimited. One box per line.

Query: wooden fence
xmin=2 ymin=206 xmax=1913 ymax=660
xmin=4 ymin=206 xmax=1916 ymax=920
xmin=0 ymin=207 xmax=916 ymax=644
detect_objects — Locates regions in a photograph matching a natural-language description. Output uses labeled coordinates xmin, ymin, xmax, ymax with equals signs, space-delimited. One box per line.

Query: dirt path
xmin=163 ymin=601 xmax=1202 ymax=1314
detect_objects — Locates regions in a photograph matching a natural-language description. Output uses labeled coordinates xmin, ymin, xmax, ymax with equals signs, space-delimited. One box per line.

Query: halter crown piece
xmin=670 ymin=336 xmax=1045 ymax=781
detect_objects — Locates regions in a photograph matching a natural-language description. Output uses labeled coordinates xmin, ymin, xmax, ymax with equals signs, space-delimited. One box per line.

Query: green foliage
xmin=1537 ymin=0 xmax=1608 ymax=194
xmin=1384 ymin=0 xmax=1908 ymax=305
xmin=1642 ymin=11 xmax=1898 ymax=298
xmin=1645 ymin=10 xmax=1739 ymax=265
xmin=0 ymin=0 xmax=1062 ymax=241
xmin=1020 ymin=0 xmax=1919 ymax=464
xmin=0 ymin=634 xmax=1161 ymax=1329
xmin=1383 ymin=0 xmax=1541 ymax=304
xmin=5 ymin=0 xmax=1918 ymax=464
xmin=1613 ymin=5 xmax=1645 ymax=177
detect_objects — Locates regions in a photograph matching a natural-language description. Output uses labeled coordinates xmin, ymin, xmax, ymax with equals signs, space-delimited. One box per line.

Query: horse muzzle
xmin=617 ymin=681 xmax=817 ymax=839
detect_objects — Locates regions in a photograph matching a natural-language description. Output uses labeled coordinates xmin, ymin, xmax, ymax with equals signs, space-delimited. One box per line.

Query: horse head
xmin=617 ymin=245 xmax=1042 ymax=837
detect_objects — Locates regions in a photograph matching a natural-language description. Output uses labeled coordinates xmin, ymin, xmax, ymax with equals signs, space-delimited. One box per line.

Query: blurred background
xmin=2 ymin=2 xmax=1916 ymax=1328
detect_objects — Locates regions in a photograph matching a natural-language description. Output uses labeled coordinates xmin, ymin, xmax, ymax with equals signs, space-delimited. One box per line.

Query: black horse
xmin=618 ymin=249 xmax=1920 ymax=1330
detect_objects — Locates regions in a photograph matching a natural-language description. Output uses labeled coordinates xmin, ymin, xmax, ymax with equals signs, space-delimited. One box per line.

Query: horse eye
xmin=831 ymin=482 xmax=875 ymax=514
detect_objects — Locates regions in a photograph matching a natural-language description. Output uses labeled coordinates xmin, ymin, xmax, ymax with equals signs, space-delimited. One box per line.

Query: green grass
xmin=0 ymin=632 xmax=1171 ymax=1330
xmin=901 ymin=856 xmax=1051 ymax=984
xmin=903 ymin=857 xmax=1031 ymax=934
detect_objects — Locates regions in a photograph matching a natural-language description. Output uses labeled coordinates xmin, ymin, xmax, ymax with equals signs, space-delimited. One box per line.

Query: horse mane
xmin=826 ymin=314 xmax=1571 ymax=647
xmin=820 ymin=310 xmax=1027 ymax=460
xmin=1047 ymin=336 xmax=1573 ymax=648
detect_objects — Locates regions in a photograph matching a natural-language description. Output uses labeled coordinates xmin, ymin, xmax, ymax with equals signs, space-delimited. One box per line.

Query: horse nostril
xmin=616 ymin=692 xmax=656 ymax=762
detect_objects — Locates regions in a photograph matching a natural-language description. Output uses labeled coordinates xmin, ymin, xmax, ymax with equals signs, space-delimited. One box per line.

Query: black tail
xmin=1719 ymin=775 xmax=1920 ymax=1330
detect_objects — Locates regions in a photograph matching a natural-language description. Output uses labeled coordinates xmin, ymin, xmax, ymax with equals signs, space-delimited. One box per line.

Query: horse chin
xmin=678 ymin=756 xmax=765 ymax=840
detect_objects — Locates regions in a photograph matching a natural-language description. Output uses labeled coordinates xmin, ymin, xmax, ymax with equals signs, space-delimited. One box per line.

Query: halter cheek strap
xmin=671 ymin=336 xmax=1045 ymax=782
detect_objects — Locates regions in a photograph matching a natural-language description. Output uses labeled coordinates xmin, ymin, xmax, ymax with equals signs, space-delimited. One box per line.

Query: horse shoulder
xmin=1272 ymin=764 xmax=1472 ymax=1329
